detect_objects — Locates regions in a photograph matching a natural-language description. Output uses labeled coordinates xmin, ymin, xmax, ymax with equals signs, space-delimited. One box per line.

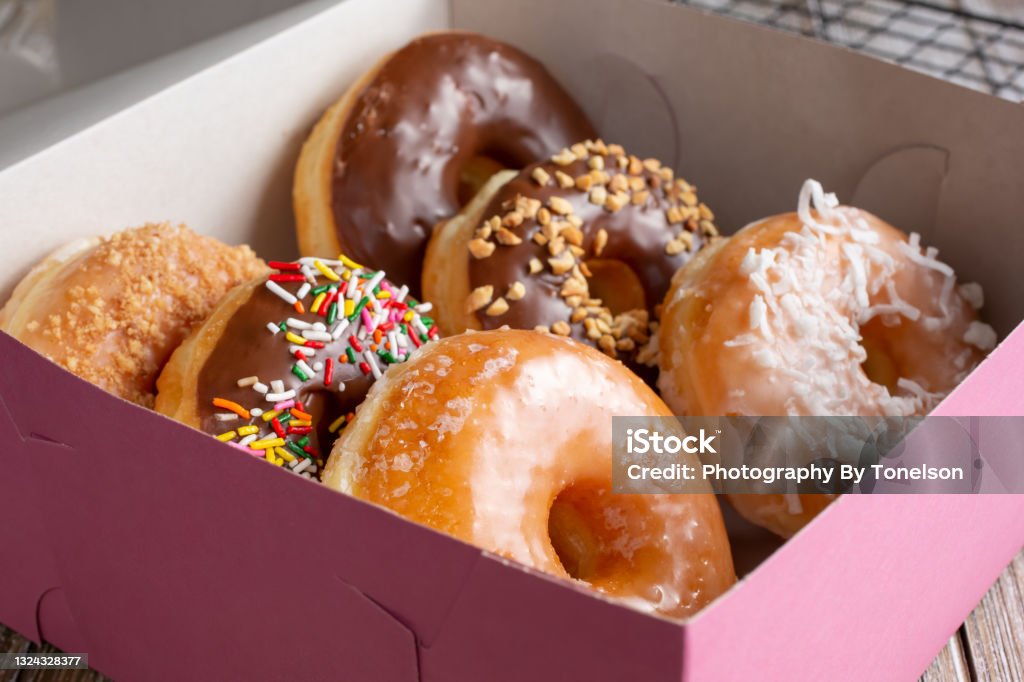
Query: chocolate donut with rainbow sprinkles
xmin=156 ymin=254 xmax=439 ymax=478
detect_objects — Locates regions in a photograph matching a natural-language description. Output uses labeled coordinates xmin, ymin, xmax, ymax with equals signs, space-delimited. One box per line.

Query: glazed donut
xmin=658 ymin=179 xmax=995 ymax=537
xmin=294 ymin=31 xmax=595 ymax=291
xmin=156 ymin=255 xmax=439 ymax=476
xmin=322 ymin=329 xmax=735 ymax=618
xmin=423 ymin=139 xmax=718 ymax=369
xmin=0 ymin=223 xmax=264 ymax=407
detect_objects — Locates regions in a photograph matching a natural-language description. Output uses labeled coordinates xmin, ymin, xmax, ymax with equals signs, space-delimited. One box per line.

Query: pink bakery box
xmin=1 ymin=0 xmax=1023 ymax=680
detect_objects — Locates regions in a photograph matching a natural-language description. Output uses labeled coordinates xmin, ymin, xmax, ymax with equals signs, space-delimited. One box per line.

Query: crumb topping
xmin=20 ymin=223 xmax=265 ymax=406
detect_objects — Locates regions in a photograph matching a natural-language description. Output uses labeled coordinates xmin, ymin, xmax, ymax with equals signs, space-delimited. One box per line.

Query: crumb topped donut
xmin=294 ymin=32 xmax=596 ymax=291
xmin=156 ymin=256 xmax=439 ymax=476
xmin=322 ymin=329 xmax=735 ymax=618
xmin=0 ymin=223 xmax=264 ymax=406
xmin=658 ymin=180 xmax=995 ymax=537
xmin=424 ymin=139 xmax=718 ymax=368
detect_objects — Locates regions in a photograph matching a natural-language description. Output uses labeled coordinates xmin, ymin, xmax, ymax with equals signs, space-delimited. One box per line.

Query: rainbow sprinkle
xmin=210 ymin=255 xmax=438 ymax=478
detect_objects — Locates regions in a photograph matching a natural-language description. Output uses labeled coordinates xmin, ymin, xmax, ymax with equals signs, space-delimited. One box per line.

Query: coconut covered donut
xmin=322 ymin=329 xmax=735 ymax=618
xmin=0 ymin=223 xmax=265 ymax=407
xmin=294 ymin=31 xmax=596 ymax=291
xmin=156 ymin=256 xmax=440 ymax=476
xmin=423 ymin=139 xmax=718 ymax=369
xmin=658 ymin=180 xmax=995 ymax=537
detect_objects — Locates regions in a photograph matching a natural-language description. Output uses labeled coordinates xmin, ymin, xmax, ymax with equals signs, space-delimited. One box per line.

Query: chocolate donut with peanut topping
xmin=423 ymin=139 xmax=719 ymax=369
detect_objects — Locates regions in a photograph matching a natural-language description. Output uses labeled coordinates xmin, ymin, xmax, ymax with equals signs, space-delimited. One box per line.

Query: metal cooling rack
xmin=674 ymin=0 xmax=1024 ymax=101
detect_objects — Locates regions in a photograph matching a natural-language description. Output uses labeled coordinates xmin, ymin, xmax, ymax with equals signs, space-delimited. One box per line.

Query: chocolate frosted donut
xmin=294 ymin=32 xmax=596 ymax=292
xmin=423 ymin=139 xmax=719 ymax=367
xmin=156 ymin=256 xmax=439 ymax=477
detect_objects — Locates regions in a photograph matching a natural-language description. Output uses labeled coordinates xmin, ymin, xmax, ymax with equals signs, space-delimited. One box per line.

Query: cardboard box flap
xmin=420 ymin=552 xmax=684 ymax=682
xmin=686 ymin=492 xmax=1024 ymax=682
xmin=5 ymin=326 xmax=690 ymax=682
xmin=453 ymin=0 xmax=1024 ymax=336
xmin=847 ymin=144 xmax=949 ymax=240
xmin=2 ymin=332 xmax=483 ymax=679
xmin=35 ymin=587 xmax=89 ymax=656
xmin=0 ymin=365 xmax=65 ymax=644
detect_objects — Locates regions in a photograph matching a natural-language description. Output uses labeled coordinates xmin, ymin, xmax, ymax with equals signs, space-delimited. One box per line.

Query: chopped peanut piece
xmin=485 ymin=297 xmax=509 ymax=316
xmin=548 ymin=250 xmax=575 ymax=275
xmin=575 ymin=174 xmax=594 ymax=191
xmin=552 ymin=149 xmax=576 ymax=166
xmin=555 ymin=171 xmax=575 ymax=189
xmin=468 ymin=238 xmax=495 ymax=259
xmin=507 ymin=281 xmax=526 ymax=301
xmin=466 ymin=285 xmax=494 ymax=313
xmin=549 ymin=196 xmax=574 ymax=215
xmin=495 ymin=228 xmax=522 ymax=246
xmin=531 ymin=167 xmax=551 ymax=186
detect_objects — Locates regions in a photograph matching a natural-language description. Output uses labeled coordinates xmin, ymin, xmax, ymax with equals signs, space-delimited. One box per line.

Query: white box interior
xmin=1 ymin=0 xmax=1021 ymax=338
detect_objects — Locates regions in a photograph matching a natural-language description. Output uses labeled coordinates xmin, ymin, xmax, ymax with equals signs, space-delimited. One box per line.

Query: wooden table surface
xmin=919 ymin=550 xmax=1024 ymax=682
xmin=1 ymin=549 xmax=1021 ymax=681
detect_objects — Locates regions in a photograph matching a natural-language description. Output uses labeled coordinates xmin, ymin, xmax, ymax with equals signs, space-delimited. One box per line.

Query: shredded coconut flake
xmin=842 ymin=242 xmax=870 ymax=308
xmin=723 ymin=333 xmax=760 ymax=347
xmin=897 ymin=233 xmax=953 ymax=277
xmin=963 ymin=321 xmax=997 ymax=351
xmin=958 ymin=282 xmax=984 ymax=310
xmin=749 ymin=295 xmax=768 ymax=333
xmin=752 ymin=347 xmax=779 ymax=368
xmin=740 ymin=247 xmax=776 ymax=276
xmin=898 ymin=233 xmax=956 ymax=319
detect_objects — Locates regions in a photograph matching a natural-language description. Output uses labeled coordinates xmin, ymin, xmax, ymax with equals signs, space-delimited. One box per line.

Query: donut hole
xmin=456 ymin=154 xmax=510 ymax=205
xmin=548 ymin=483 xmax=643 ymax=583
xmin=584 ymin=259 xmax=647 ymax=315
xmin=548 ymin=487 xmax=603 ymax=581
xmin=858 ymin=319 xmax=901 ymax=393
